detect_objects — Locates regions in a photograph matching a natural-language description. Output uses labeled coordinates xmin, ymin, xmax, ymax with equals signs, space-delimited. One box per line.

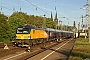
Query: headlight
xmin=16 ymin=36 xmax=18 ymax=39
xmin=15 ymin=43 xmax=17 ymax=44
xmin=28 ymin=36 xmax=30 ymax=39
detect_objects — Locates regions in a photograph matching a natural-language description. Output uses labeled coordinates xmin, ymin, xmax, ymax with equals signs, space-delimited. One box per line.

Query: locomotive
xmin=14 ymin=25 xmax=73 ymax=47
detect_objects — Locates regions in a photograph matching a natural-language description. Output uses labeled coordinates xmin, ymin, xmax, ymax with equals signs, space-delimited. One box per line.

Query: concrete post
xmin=86 ymin=0 xmax=90 ymax=42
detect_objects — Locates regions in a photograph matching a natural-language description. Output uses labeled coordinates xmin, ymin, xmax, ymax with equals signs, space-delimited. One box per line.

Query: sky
xmin=0 ymin=0 xmax=87 ymax=29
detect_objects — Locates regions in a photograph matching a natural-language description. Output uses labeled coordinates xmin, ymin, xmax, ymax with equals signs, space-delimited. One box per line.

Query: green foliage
xmin=26 ymin=15 xmax=56 ymax=28
xmin=46 ymin=18 xmax=56 ymax=28
xmin=27 ymin=15 xmax=35 ymax=24
xmin=8 ymin=12 xmax=27 ymax=41
xmin=69 ymin=56 xmax=83 ymax=60
xmin=69 ymin=38 xmax=90 ymax=60
xmin=0 ymin=11 xmax=76 ymax=42
xmin=75 ymin=38 xmax=90 ymax=45
xmin=0 ymin=14 xmax=9 ymax=42
xmin=34 ymin=16 xmax=43 ymax=27
xmin=0 ymin=12 xmax=56 ymax=42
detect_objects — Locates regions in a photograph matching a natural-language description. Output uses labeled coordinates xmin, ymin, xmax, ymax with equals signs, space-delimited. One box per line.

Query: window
xmin=16 ymin=28 xmax=30 ymax=34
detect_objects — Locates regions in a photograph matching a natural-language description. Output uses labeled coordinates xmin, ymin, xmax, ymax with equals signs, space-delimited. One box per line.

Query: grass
xmin=68 ymin=37 xmax=90 ymax=60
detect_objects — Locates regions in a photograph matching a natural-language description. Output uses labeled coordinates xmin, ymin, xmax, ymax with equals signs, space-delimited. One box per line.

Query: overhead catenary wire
xmin=40 ymin=0 xmax=57 ymax=11
xmin=22 ymin=0 xmax=67 ymax=18
xmin=24 ymin=0 xmax=50 ymax=15
xmin=0 ymin=0 xmax=74 ymax=23
xmin=24 ymin=0 xmax=72 ymax=24
xmin=0 ymin=2 xmax=27 ymax=12
xmin=0 ymin=3 xmax=14 ymax=11
xmin=41 ymin=0 xmax=58 ymax=5
xmin=0 ymin=6 xmax=13 ymax=11
xmin=1 ymin=1 xmax=69 ymax=23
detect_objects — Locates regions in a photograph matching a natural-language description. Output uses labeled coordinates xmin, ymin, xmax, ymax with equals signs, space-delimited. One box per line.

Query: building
xmin=54 ymin=11 xmax=58 ymax=28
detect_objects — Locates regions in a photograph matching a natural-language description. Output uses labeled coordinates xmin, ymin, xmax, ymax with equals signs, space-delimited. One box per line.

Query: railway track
xmin=0 ymin=47 xmax=26 ymax=58
xmin=17 ymin=41 xmax=59 ymax=60
xmin=0 ymin=38 xmax=72 ymax=60
xmin=18 ymin=39 xmax=71 ymax=60
xmin=0 ymin=42 xmax=13 ymax=48
xmin=0 ymin=40 xmax=57 ymax=60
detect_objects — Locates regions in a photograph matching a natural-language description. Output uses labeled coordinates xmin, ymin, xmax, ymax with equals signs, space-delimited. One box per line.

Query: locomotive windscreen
xmin=16 ymin=28 xmax=30 ymax=34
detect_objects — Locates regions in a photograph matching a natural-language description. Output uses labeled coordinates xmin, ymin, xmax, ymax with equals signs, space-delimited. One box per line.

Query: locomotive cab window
xmin=16 ymin=28 xmax=30 ymax=34
xmin=23 ymin=28 xmax=29 ymax=33
xmin=17 ymin=28 xmax=23 ymax=33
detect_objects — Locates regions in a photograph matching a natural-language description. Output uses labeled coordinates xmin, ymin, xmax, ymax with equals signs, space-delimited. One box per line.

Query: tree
xmin=27 ymin=15 xmax=35 ymax=24
xmin=46 ymin=18 xmax=56 ymax=28
xmin=0 ymin=14 xmax=8 ymax=42
xmin=0 ymin=11 xmax=57 ymax=42
xmin=8 ymin=12 xmax=27 ymax=41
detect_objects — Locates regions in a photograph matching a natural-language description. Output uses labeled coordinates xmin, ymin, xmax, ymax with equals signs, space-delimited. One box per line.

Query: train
xmin=14 ymin=24 xmax=73 ymax=47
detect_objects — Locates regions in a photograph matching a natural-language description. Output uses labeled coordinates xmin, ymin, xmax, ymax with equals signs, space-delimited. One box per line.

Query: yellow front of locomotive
xmin=16 ymin=34 xmax=30 ymax=40
xmin=16 ymin=26 xmax=31 ymax=40
xmin=15 ymin=26 xmax=34 ymax=47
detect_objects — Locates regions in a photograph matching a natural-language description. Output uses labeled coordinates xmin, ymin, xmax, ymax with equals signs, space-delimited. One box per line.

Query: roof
xmin=18 ymin=25 xmax=35 ymax=29
xmin=36 ymin=28 xmax=45 ymax=30
xmin=46 ymin=28 xmax=62 ymax=32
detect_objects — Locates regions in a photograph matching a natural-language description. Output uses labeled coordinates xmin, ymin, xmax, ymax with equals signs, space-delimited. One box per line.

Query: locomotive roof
xmin=18 ymin=26 xmax=35 ymax=29
xmin=36 ymin=28 xmax=45 ymax=30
